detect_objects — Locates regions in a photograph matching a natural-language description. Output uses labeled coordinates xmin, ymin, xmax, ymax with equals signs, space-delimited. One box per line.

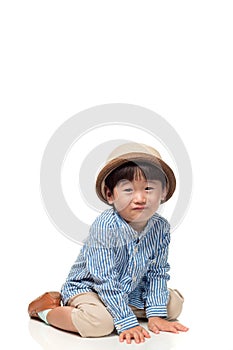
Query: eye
xmin=145 ymin=186 xmax=154 ymax=191
xmin=123 ymin=188 xmax=133 ymax=193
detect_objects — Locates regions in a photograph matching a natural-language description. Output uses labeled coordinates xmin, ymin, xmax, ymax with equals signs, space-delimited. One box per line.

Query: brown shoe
xmin=28 ymin=291 xmax=61 ymax=319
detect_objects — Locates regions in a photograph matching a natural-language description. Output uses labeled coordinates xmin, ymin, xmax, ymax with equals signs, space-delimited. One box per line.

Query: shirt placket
xmin=128 ymin=239 xmax=140 ymax=286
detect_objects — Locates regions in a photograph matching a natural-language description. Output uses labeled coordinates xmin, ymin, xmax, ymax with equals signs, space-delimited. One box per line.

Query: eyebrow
xmin=117 ymin=179 xmax=160 ymax=186
xmin=146 ymin=180 xmax=160 ymax=183
xmin=117 ymin=179 xmax=132 ymax=186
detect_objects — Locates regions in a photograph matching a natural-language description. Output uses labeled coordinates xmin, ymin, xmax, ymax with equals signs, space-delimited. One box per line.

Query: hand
xmin=119 ymin=325 xmax=151 ymax=344
xmin=148 ymin=316 xmax=189 ymax=334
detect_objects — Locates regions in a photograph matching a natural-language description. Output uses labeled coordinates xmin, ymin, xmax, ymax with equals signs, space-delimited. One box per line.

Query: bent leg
xmin=68 ymin=292 xmax=114 ymax=337
xmin=47 ymin=306 xmax=78 ymax=332
xmin=167 ymin=288 xmax=184 ymax=321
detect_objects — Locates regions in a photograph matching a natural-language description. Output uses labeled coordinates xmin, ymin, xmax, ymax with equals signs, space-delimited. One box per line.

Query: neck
xmin=128 ymin=220 xmax=148 ymax=232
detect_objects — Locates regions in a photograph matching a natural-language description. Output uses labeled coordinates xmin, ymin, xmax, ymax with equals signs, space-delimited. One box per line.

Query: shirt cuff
xmin=114 ymin=315 xmax=140 ymax=334
xmin=146 ymin=305 xmax=167 ymax=318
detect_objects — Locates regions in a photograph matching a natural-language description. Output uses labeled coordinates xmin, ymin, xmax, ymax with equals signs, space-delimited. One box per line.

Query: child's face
xmin=106 ymin=178 xmax=167 ymax=232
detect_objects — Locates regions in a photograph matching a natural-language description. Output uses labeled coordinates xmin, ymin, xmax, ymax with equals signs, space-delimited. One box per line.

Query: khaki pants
xmin=68 ymin=288 xmax=184 ymax=338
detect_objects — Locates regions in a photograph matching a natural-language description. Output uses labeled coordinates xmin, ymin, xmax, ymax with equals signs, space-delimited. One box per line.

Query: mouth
xmin=132 ymin=206 xmax=147 ymax=211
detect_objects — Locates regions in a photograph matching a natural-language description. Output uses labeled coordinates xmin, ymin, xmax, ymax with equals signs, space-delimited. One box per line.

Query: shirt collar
xmin=113 ymin=209 xmax=154 ymax=241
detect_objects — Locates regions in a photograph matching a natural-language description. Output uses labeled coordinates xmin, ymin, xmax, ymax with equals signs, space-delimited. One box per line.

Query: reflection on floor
xmin=28 ymin=318 xmax=191 ymax=350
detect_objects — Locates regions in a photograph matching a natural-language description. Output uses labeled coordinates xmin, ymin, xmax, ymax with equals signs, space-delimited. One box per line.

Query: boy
xmin=28 ymin=142 xmax=188 ymax=344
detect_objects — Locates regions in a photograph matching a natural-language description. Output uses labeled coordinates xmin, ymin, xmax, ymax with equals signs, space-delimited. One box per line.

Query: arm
xmin=145 ymin=222 xmax=189 ymax=334
xmin=89 ymin=248 xmax=151 ymax=343
xmin=89 ymin=249 xmax=151 ymax=343
xmin=86 ymin=244 xmax=140 ymax=333
xmin=145 ymin=225 xmax=171 ymax=319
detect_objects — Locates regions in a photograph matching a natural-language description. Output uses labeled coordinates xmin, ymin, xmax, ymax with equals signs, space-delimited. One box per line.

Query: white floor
xmin=25 ymin=314 xmax=231 ymax=350
xmin=3 ymin=301 xmax=230 ymax=350
xmin=28 ymin=319 xmax=188 ymax=350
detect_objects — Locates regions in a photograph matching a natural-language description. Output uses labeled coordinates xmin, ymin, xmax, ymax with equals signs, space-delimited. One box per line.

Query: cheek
xmin=114 ymin=196 xmax=132 ymax=211
xmin=148 ymin=192 xmax=163 ymax=207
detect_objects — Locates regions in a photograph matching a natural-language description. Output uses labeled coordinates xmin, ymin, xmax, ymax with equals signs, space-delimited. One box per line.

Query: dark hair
xmin=104 ymin=161 xmax=167 ymax=194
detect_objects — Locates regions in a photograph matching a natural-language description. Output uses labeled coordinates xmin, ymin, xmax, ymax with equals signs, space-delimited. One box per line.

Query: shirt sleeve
xmin=145 ymin=222 xmax=171 ymax=318
xmin=85 ymin=221 xmax=139 ymax=334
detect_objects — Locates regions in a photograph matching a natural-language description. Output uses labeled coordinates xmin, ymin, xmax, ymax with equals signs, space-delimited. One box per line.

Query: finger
xmin=142 ymin=328 xmax=151 ymax=338
xmin=138 ymin=330 xmax=147 ymax=343
xmin=168 ymin=322 xmax=186 ymax=331
xmin=150 ymin=325 xmax=160 ymax=334
xmin=119 ymin=333 xmax=124 ymax=343
xmin=133 ymin=332 xmax=141 ymax=344
xmin=168 ymin=325 xmax=179 ymax=334
xmin=174 ymin=323 xmax=189 ymax=332
xmin=126 ymin=333 xmax=132 ymax=344
xmin=119 ymin=332 xmax=128 ymax=343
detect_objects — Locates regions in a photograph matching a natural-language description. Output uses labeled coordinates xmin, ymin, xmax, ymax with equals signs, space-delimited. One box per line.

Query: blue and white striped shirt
xmin=61 ymin=208 xmax=170 ymax=333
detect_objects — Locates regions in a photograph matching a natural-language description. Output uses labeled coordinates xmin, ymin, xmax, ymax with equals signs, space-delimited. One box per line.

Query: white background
xmin=1 ymin=1 xmax=233 ymax=349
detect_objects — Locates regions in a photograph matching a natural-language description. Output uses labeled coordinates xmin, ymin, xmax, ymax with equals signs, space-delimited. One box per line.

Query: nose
xmin=133 ymin=191 xmax=146 ymax=204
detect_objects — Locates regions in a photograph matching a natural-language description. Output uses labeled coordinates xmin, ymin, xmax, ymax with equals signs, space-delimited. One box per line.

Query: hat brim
xmin=96 ymin=152 xmax=176 ymax=204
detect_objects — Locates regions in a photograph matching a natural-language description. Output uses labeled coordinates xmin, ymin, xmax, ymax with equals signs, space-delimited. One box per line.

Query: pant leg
xmin=166 ymin=288 xmax=184 ymax=321
xmin=68 ymin=292 xmax=114 ymax=337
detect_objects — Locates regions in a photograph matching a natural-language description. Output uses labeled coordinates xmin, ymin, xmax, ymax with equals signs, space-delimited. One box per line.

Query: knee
xmin=91 ymin=309 xmax=114 ymax=337
xmin=167 ymin=289 xmax=184 ymax=321
xmin=84 ymin=306 xmax=114 ymax=337
xmin=72 ymin=304 xmax=114 ymax=337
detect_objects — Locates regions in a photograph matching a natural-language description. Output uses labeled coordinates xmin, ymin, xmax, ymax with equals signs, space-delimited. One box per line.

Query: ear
xmin=105 ymin=186 xmax=114 ymax=204
xmin=161 ymin=187 xmax=168 ymax=203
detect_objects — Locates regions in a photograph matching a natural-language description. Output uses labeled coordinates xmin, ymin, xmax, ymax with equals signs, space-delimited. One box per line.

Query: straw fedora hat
xmin=96 ymin=142 xmax=176 ymax=204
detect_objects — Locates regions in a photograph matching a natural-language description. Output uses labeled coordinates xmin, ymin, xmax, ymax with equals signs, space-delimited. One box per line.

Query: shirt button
xmin=134 ymin=246 xmax=138 ymax=253
xmin=132 ymin=276 xmax=137 ymax=282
